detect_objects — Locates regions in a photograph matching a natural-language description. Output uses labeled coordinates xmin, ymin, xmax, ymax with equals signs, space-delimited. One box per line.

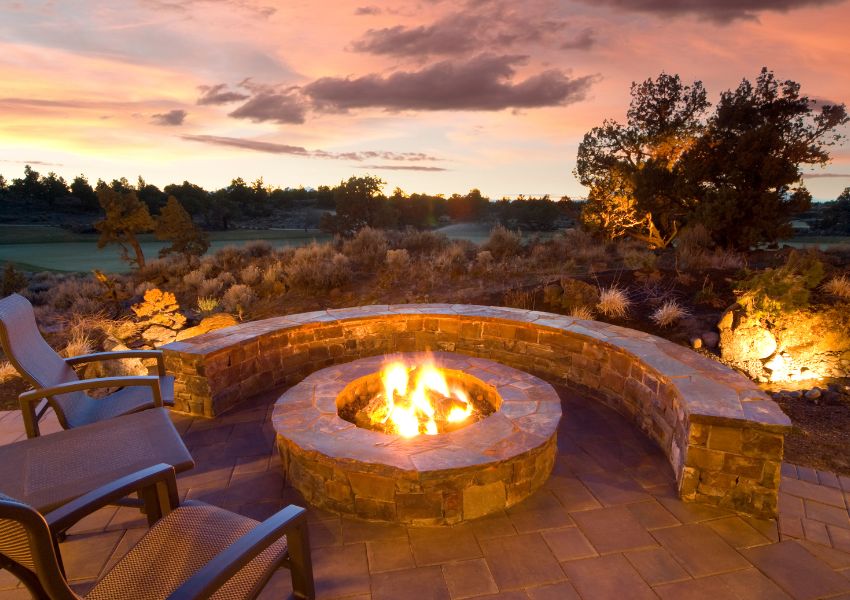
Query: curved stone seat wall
xmin=162 ymin=304 xmax=791 ymax=518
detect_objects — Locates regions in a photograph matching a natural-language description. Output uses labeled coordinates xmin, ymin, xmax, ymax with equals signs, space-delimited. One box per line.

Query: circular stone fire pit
xmin=273 ymin=352 xmax=561 ymax=525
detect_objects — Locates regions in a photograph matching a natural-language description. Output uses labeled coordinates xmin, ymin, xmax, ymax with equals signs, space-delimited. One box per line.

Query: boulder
xmin=141 ymin=325 xmax=178 ymax=346
xmin=175 ymin=313 xmax=239 ymax=341
xmin=701 ymin=331 xmax=719 ymax=349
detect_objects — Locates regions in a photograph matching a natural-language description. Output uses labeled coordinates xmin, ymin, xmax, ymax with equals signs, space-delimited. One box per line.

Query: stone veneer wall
xmin=162 ymin=305 xmax=792 ymax=518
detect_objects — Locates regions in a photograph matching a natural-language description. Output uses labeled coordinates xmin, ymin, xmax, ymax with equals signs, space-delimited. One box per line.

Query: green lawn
xmin=0 ymin=225 xmax=331 ymax=273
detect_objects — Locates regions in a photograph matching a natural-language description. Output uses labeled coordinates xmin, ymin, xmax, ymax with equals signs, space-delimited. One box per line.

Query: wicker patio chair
xmin=0 ymin=293 xmax=175 ymax=438
xmin=0 ymin=408 xmax=194 ymax=514
xmin=0 ymin=464 xmax=315 ymax=600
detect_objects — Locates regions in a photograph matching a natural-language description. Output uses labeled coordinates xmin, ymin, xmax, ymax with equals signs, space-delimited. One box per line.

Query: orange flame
xmin=375 ymin=359 xmax=472 ymax=437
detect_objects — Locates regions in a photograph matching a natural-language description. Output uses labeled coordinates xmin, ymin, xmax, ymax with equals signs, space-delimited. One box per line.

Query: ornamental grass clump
xmin=597 ymin=286 xmax=632 ymax=318
xmin=651 ymin=300 xmax=690 ymax=328
xmin=823 ymin=275 xmax=850 ymax=300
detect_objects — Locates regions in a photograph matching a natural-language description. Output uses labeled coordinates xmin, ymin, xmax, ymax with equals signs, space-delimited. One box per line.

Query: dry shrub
xmin=395 ymin=229 xmax=449 ymax=256
xmin=384 ymin=249 xmax=410 ymax=278
xmin=343 ymin=227 xmax=388 ymax=269
xmin=617 ymin=239 xmax=657 ymax=270
xmin=434 ymin=242 xmax=470 ymax=276
xmin=212 ymin=245 xmax=245 ymax=272
xmin=215 ymin=272 xmax=236 ymax=288
xmin=240 ymin=265 xmax=262 ymax=286
xmin=823 ymin=275 xmax=850 ymax=300
xmin=198 ymin=278 xmax=223 ymax=298
xmin=284 ymin=242 xmax=351 ymax=291
xmin=651 ymin=300 xmax=690 ymax=327
xmin=569 ymin=305 xmax=595 ymax=320
xmin=222 ymin=284 xmax=255 ymax=313
xmin=475 ymin=250 xmax=494 ymax=271
xmin=262 ymin=261 xmax=283 ymax=286
xmin=243 ymin=240 xmax=274 ymax=258
xmin=134 ymin=281 xmax=157 ymax=297
xmin=183 ymin=269 xmax=205 ymax=288
xmin=503 ymin=288 xmax=534 ymax=309
xmin=483 ymin=225 xmax=521 ymax=261
xmin=597 ymin=286 xmax=632 ymax=318
xmin=675 ymin=224 xmax=745 ymax=270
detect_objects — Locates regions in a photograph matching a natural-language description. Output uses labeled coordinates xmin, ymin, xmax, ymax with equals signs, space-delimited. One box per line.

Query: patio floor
xmin=1 ymin=387 xmax=849 ymax=600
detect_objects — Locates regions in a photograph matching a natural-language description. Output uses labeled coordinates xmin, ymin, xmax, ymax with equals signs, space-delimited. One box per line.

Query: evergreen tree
xmin=94 ymin=183 xmax=155 ymax=269
xmin=156 ymin=196 xmax=210 ymax=259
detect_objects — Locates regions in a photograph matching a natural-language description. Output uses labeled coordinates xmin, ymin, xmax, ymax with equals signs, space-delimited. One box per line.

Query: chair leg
xmin=286 ymin=520 xmax=315 ymax=600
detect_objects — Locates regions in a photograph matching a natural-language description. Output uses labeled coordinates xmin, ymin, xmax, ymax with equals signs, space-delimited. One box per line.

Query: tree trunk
xmin=128 ymin=235 xmax=146 ymax=268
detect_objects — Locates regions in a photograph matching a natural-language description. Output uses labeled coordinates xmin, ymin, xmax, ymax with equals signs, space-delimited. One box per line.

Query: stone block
xmin=348 ymin=472 xmax=396 ymax=502
xmin=463 ymin=481 xmax=507 ymax=519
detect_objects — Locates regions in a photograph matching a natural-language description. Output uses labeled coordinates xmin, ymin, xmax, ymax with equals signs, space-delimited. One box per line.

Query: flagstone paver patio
xmin=1 ymin=386 xmax=849 ymax=600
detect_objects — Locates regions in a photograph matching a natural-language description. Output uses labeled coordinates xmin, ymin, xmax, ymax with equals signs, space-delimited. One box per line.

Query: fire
xmin=375 ymin=359 xmax=473 ymax=437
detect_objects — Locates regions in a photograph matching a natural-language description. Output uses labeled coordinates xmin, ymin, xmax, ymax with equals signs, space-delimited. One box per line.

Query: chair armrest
xmin=18 ymin=393 xmax=47 ymax=438
xmin=66 ymin=350 xmax=166 ymax=376
xmin=167 ymin=505 xmax=314 ymax=600
xmin=45 ymin=463 xmax=179 ymax=534
xmin=19 ymin=375 xmax=163 ymax=407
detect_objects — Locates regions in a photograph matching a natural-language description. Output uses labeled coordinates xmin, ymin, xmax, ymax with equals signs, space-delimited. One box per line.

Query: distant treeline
xmin=0 ymin=166 xmax=578 ymax=232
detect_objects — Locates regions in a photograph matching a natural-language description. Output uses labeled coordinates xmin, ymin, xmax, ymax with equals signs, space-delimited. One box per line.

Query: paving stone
xmin=59 ymin=530 xmax=124 ymax=582
xmin=779 ymin=492 xmax=805 ymax=518
xmin=779 ymin=516 xmax=804 ymax=539
xmin=652 ymin=523 xmax=750 ymax=577
xmin=781 ymin=477 xmax=847 ymax=508
xmin=480 ymin=533 xmax=566 ymax=590
xmin=548 ymin=477 xmax=602 ymax=512
xmin=742 ymin=540 xmax=850 ymax=600
xmin=525 ymin=581 xmax=581 ymax=600
xmin=371 ymin=565 xmax=450 ymax=600
xmin=655 ymin=575 xmax=735 ymax=600
xmin=561 ymin=554 xmax=657 ymax=600
xmin=797 ymin=539 xmax=850 ymax=569
xmin=572 ymin=505 xmax=658 ymax=554
xmin=309 ymin=518 xmax=343 ymax=548
xmin=468 ymin=511 xmax=517 ymax=541
xmin=441 ymin=558 xmax=499 ymax=599
xmin=831 ymin=525 xmax=850 ymax=554
xmin=624 ymin=548 xmax=690 ymax=585
xmin=409 ymin=525 xmax=482 ymax=566
xmin=367 ymin=538 xmax=416 ymax=573
xmin=802 ymin=518 xmax=832 ymax=546
xmin=656 ymin=496 xmax=731 ymax=523
xmin=506 ymin=491 xmax=574 ymax=533
xmin=804 ymin=499 xmax=850 ymax=528
xmin=713 ymin=568 xmax=792 ymax=599
xmin=626 ymin=500 xmax=680 ymax=530
xmin=342 ymin=518 xmax=408 ymax=544
xmin=312 ymin=543 xmax=371 ymax=599
xmin=577 ymin=472 xmax=652 ymax=506
xmin=541 ymin=527 xmax=597 ymax=562
xmin=706 ymin=516 xmax=772 ymax=548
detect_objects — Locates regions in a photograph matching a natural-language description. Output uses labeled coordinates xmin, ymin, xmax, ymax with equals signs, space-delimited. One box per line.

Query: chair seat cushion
xmin=62 ymin=376 xmax=175 ymax=429
xmin=86 ymin=502 xmax=288 ymax=600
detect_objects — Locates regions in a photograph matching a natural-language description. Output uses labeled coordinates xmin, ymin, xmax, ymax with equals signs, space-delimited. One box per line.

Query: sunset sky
xmin=1 ymin=0 xmax=849 ymax=200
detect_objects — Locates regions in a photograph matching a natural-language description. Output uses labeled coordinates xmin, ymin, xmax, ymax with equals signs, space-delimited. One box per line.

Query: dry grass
xmin=503 ymin=288 xmax=535 ymax=309
xmin=0 ymin=361 xmax=19 ymax=383
xmin=569 ymin=305 xmax=595 ymax=320
xmin=597 ymin=286 xmax=632 ymax=318
xmin=61 ymin=329 xmax=94 ymax=358
xmin=284 ymin=242 xmax=351 ymax=291
xmin=823 ymin=275 xmax=850 ymax=300
xmin=651 ymin=300 xmax=690 ymax=327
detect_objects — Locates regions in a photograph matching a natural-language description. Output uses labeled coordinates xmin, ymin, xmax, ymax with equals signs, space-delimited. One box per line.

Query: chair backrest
xmin=0 ymin=492 xmax=79 ymax=600
xmin=0 ymin=294 xmax=87 ymax=426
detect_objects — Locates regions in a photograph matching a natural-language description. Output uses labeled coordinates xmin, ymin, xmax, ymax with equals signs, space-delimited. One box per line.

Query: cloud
xmin=0 ymin=159 xmax=65 ymax=167
xmin=803 ymin=172 xmax=850 ymax=178
xmin=561 ymin=28 xmax=596 ymax=50
xmin=357 ymin=165 xmax=448 ymax=171
xmin=151 ymin=109 xmax=187 ymax=126
xmin=197 ymin=83 xmax=250 ymax=105
xmin=228 ymin=90 xmax=307 ymax=124
xmin=181 ymin=134 xmax=444 ymax=163
xmin=354 ymin=5 xmax=381 ymax=15
xmin=304 ymin=54 xmax=596 ymax=111
xmin=574 ymin=0 xmax=844 ymax=22
xmin=351 ymin=8 xmax=587 ymax=57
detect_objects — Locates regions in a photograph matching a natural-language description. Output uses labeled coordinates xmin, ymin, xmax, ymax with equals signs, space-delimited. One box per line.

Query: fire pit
xmin=273 ymin=352 xmax=561 ymax=525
